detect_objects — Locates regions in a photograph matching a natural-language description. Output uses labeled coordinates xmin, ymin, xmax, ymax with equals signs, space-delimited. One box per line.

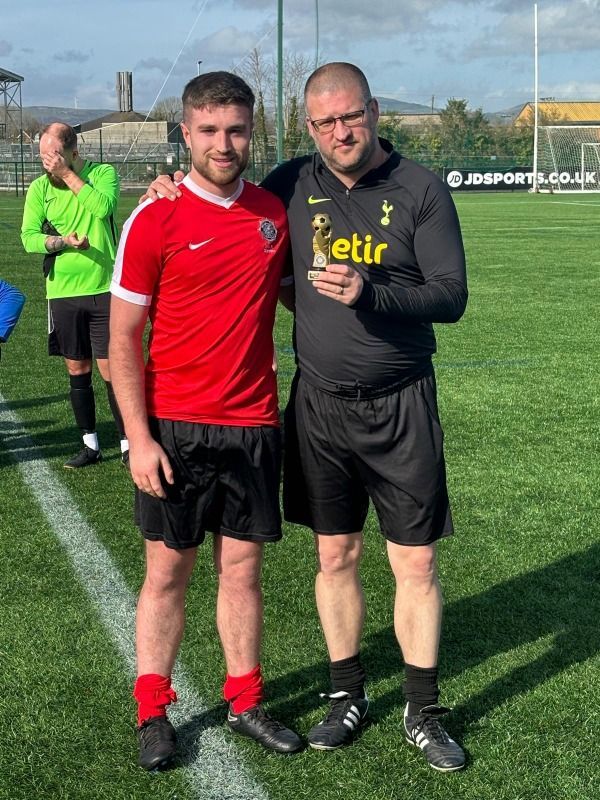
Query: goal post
xmin=535 ymin=125 xmax=600 ymax=193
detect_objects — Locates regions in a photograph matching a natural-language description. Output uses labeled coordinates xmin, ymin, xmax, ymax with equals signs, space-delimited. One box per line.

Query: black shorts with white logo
xmin=48 ymin=292 xmax=111 ymax=359
xmin=283 ymin=371 xmax=453 ymax=545
xmin=136 ymin=418 xmax=282 ymax=549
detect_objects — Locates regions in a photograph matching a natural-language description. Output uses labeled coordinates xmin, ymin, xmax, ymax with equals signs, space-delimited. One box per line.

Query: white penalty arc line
xmin=0 ymin=393 xmax=268 ymax=800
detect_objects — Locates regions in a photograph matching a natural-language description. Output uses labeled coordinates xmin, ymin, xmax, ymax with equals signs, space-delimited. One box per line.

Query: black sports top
xmin=262 ymin=139 xmax=468 ymax=393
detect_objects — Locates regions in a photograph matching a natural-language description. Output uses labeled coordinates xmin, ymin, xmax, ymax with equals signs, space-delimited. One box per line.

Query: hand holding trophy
xmin=308 ymin=212 xmax=332 ymax=280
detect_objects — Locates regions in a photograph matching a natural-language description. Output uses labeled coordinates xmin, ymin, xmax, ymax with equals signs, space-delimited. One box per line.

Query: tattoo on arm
xmin=45 ymin=236 xmax=65 ymax=253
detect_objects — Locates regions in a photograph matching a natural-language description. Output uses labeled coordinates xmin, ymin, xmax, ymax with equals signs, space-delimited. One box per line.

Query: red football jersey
xmin=111 ymin=176 xmax=288 ymax=426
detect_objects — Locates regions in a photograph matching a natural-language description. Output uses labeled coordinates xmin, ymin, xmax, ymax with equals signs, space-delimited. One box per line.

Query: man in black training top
xmin=147 ymin=61 xmax=468 ymax=772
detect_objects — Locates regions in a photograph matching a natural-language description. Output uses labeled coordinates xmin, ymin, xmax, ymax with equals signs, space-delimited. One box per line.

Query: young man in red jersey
xmin=109 ymin=71 xmax=302 ymax=770
xmin=145 ymin=62 xmax=467 ymax=774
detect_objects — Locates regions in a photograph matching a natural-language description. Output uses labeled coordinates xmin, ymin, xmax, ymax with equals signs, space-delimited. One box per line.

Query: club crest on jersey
xmin=259 ymin=218 xmax=278 ymax=245
xmin=381 ymin=200 xmax=394 ymax=226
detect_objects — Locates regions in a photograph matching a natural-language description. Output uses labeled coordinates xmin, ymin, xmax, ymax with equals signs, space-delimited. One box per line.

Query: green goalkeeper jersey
xmin=21 ymin=161 xmax=119 ymax=300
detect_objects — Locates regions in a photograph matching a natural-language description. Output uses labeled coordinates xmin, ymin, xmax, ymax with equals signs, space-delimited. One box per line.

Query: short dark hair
xmin=304 ymin=62 xmax=372 ymax=107
xmin=40 ymin=122 xmax=77 ymax=151
xmin=182 ymin=71 xmax=255 ymax=121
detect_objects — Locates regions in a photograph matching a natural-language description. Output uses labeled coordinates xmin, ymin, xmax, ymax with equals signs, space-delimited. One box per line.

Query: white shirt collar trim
xmin=182 ymin=174 xmax=244 ymax=208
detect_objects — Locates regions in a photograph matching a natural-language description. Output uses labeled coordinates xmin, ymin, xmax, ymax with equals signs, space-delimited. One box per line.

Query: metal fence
xmin=0 ymin=134 xmax=528 ymax=195
xmin=0 ymin=159 xmax=193 ymax=195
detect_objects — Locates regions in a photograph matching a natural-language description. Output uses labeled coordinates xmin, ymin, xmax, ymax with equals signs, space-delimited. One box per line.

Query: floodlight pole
xmin=315 ymin=0 xmax=320 ymax=68
xmin=533 ymin=3 xmax=539 ymax=191
xmin=18 ymin=81 xmax=24 ymax=196
xmin=276 ymin=0 xmax=284 ymax=164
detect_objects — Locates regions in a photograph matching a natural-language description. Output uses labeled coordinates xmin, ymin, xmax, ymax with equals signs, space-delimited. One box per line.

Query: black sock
xmin=104 ymin=381 xmax=126 ymax=439
xmin=329 ymin=654 xmax=366 ymax=699
xmin=403 ymin=663 xmax=439 ymax=714
xmin=69 ymin=372 xmax=96 ymax=433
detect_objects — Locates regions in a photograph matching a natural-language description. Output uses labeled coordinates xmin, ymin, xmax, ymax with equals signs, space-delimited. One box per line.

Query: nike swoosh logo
xmin=189 ymin=238 xmax=214 ymax=250
xmin=307 ymin=195 xmax=331 ymax=204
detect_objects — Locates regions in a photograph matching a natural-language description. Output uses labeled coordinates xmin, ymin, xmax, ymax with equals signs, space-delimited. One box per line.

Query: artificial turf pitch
xmin=0 ymin=191 xmax=598 ymax=800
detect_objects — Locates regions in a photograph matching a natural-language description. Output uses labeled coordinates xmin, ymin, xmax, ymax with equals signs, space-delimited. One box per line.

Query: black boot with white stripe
xmin=403 ymin=704 xmax=465 ymax=771
xmin=307 ymin=691 xmax=369 ymax=750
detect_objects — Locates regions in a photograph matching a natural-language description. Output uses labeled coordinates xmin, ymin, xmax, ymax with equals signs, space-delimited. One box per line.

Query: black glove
xmin=41 ymin=219 xmax=61 ymax=278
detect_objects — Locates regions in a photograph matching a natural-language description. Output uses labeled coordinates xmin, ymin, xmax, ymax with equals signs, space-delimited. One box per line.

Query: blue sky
xmin=1 ymin=0 xmax=599 ymax=113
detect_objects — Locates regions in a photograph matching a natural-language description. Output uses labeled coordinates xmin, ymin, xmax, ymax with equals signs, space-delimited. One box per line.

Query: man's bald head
xmin=40 ymin=122 xmax=77 ymax=152
xmin=39 ymin=122 xmax=81 ymax=187
xmin=304 ymin=62 xmax=372 ymax=107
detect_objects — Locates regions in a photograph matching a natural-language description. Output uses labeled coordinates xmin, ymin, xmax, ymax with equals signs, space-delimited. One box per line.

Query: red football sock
xmin=223 ymin=663 xmax=264 ymax=714
xmin=133 ymin=673 xmax=178 ymax=726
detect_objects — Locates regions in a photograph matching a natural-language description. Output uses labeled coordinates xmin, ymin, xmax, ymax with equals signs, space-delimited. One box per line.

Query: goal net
xmin=535 ymin=125 xmax=600 ymax=192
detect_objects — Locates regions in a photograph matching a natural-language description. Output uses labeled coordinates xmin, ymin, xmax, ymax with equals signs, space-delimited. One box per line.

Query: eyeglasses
xmin=309 ymin=102 xmax=371 ymax=135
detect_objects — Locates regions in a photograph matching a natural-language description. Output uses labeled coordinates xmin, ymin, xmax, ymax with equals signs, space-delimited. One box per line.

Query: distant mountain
xmin=377 ymin=97 xmax=440 ymax=114
xmin=25 ymin=106 xmax=116 ymax=126
xmin=484 ymin=104 xmax=526 ymax=125
xmin=26 ymin=100 xmax=440 ymax=129
xmin=24 ymin=100 xmax=527 ymax=128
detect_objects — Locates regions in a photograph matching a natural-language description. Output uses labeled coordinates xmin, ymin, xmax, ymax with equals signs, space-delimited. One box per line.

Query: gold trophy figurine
xmin=308 ymin=212 xmax=332 ymax=280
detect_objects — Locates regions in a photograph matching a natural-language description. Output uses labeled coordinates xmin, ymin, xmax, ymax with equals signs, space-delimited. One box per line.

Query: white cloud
xmin=7 ymin=0 xmax=600 ymax=113
xmin=54 ymin=50 xmax=92 ymax=64
xmin=135 ymin=58 xmax=173 ymax=72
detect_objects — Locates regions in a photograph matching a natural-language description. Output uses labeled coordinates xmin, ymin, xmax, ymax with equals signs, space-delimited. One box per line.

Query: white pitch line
xmin=0 ymin=393 xmax=268 ymax=800
xmin=477 ymin=226 xmax=574 ymax=232
xmin=548 ymin=200 xmax=600 ymax=206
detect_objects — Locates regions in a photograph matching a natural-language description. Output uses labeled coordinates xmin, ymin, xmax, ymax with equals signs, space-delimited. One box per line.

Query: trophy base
xmin=307 ymin=269 xmax=326 ymax=281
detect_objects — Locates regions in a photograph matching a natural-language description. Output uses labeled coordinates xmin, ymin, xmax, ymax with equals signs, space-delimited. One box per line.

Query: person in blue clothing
xmin=0 ymin=279 xmax=25 ymax=361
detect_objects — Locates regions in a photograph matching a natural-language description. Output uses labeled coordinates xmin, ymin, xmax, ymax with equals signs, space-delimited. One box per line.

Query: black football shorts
xmin=283 ymin=372 xmax=453 ymax=545
xmin=48 ymin=292 xmax=111 ymax=359
xmin=136 ymin=418 xmax=282 ymax=549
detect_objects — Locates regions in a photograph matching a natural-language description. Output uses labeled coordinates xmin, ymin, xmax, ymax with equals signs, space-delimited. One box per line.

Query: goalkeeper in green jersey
xmin=21 ymin=122 xmax=128 ymax=468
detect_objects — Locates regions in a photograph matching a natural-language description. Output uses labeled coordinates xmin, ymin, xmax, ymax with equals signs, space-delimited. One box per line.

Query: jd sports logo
xmin=307 ymin=195 xmax=331 ymax=204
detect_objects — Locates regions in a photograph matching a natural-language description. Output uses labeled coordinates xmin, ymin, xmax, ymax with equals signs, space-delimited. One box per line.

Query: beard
xmin=191 ymin=150 xmax=248 ymax=188
xmin=319 ymin=136 xmax=377 ymax=176
xmin=45 ymin=171 xmax=68 ymax=189
xmin=315 ymin=117 xmax=380 ymax=177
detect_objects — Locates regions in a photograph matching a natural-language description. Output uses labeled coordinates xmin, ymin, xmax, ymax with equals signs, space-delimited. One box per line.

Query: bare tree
xmin=277 ymin=51 xmax=313 ymax=119
xmin=234 ymin=47 xmax=313 ymax=150
xmin=21 ymin=111 xmax=42 ymax=142
xmin=254 ymin=90 xmax=271 ymax=163
xmin=236 ymin=48 xmax=271 ymax=106
xmin=284 ymin=95 xmax=303 ymax=158
xmin=152 ymin=96 xmax=182 ymax=123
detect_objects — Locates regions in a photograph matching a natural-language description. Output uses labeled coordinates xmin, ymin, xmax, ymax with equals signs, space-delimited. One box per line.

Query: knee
xmin=67 ymin=362 xmax=92 ymax=377
xmin=143 ymin=544 xmax=196 ymax=598
xmin=317 ymin=538 xmax=362 ymax=578
xmin=144 ymin=569 xmax=187 ymax=598
xmin=395 ymin=546 xmax=437 ymax=587
xmin=217 ymin=552 xmax=262 ymax=594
